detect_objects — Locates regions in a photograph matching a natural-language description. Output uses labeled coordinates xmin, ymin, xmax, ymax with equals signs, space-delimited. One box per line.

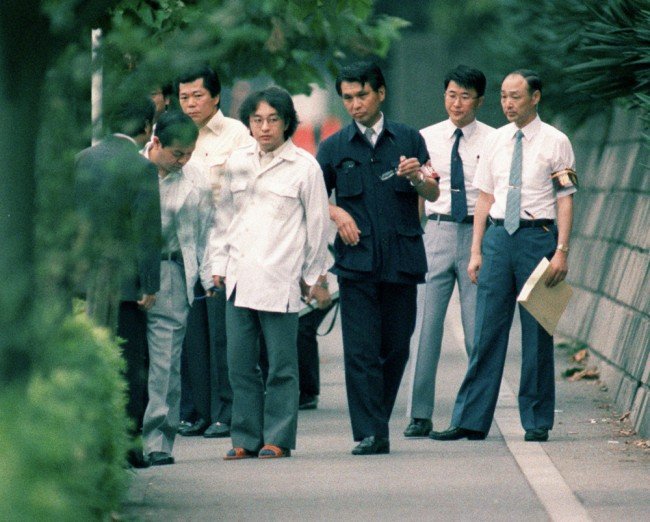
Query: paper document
xmin=517 ymin=257 xmax=573 ymax=336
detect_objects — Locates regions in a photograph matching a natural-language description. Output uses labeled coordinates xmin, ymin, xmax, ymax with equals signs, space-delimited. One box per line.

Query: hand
xmin=331 ymin=206 xmax=361 ymax=246
xmin=396 ymin=155 xmax=421 ymax=183
xmin=467 ymin=253 xmax=482 ymax=284
xmin=208 ymin=275 xmax=225 ymax=296
xmin=545 ymin=251 xmax=568 ymax=287
xmin=137 ymin=293 xmax=156 ymax=310
xmin=308 ymin=285 xmax=333 ymax=309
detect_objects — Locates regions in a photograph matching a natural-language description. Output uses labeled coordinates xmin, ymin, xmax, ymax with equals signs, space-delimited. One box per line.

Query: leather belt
xmin=489 ymin=218 xmax=554 ymax=228
xmin=427 ymin=213 xmax=474 ymax=224
xmin=161 ymin=251 xmax=183 ymax=263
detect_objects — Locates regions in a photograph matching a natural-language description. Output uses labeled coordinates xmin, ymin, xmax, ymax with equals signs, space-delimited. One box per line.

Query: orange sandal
xmin=258 ymin=444 xmax=291 ymax=459
xmin=223 ymin=447 xmax=257 ymax=460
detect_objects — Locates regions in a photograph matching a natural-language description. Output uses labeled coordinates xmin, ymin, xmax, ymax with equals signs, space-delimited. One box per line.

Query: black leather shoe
xmin=148 ymin=451 xmax=174 ymax=466
xmin=178 ymin=417 xmax=208 ymax=436
xmin=351 ymin=436 xmax=390 ymax=455
xmin=404 ymin=418 xmax=433 ymax=438
xmin=429 ymin=426 xmax=487 ymax=441
xmin=524 ymin=428 xmax=549 ymax=442
xmin=126 ymin=448 xmax=150 ymax=469
xmin=299 ymin=394 xmax=318 ymax=410
xmin=203 ymin=421 xmax=230 ymax=438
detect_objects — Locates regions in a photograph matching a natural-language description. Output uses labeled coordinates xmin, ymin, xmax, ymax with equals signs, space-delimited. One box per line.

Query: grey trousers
xmin=226 ymin=300 xmax=299 ymax=451
xmin=408 ymin=218 xmax=476 ymax=420
xmin=142 ymin=261 xmax=189 ymax=455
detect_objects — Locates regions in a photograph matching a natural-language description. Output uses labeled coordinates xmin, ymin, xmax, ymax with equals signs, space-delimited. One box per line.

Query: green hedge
xmin=0 ymin=312 xmax=130 ymax=521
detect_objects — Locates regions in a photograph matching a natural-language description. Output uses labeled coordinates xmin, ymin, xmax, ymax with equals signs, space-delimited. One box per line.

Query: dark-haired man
xmin=141 ymin=111 xmax=214 ymax=465
xmin=316 ymin=62 xmax=439 ymax=455
xmin=75 ymin=97 xmax=161 ymax=468
xmin=207 ymin=87 xmax=329 ymax=460
xmin=176 ymin=66 xmax=253 ymax=439
xmin=430 ymin=69 xmax=576 ymax=443
xmin=404 ymin=65 xmax=495 ymax=438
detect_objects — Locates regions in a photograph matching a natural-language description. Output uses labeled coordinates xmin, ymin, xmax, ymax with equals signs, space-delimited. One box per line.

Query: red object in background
xmin=319 ymin=116 xmax=341 ymax=142
xmin=293 ymin=116 xmax=343 ymax=155
xmin=293 ymin=122 xmax=317 ymax=154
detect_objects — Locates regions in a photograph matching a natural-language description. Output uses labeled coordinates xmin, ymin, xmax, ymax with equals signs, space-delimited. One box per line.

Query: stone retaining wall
xmin=557 ymin=104 xmax=649 ymax=437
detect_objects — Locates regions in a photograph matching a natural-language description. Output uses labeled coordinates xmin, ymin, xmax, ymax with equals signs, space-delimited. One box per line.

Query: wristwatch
xmin=410 ymin=171 xmax=425 ymax=187
xmin=556 ymin=244 xmax=570 ymax=253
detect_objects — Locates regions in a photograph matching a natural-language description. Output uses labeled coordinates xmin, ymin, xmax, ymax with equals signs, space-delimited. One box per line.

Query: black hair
xmin=107 ymin=97 xmax=155 ymax=137
xmin=507 ymin=69 xmax=542 ymax=95
xmin=154 ymin=110 xmax=199 ymax=147
xmin=239 ymin=86 xmax=299 ymax=140
xmin=335 ymin=61 xmax=386 ymax=96
xmin=176 ymin=65 xmax=222 ymax=105
xmin=444 ymin=65 xmax=487 ymax=97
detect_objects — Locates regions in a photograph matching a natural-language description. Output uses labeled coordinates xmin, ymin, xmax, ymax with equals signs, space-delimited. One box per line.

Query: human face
xmin=501 ymin=74 xmax=540 ymax=128
xmin=340 ymin=81 xmax=385 ymax=128
xmin=178 ymin=78 xmax=219 ymax=127
xmin=150 ymin=88 xmax=169 ymax=119
xmin=444 ymin=80 xmax=483 ymax=128
xmin=150 ymin=137 xmax=196 ymax=176
xmin=249 ymin=101 xmax=287 ymax=153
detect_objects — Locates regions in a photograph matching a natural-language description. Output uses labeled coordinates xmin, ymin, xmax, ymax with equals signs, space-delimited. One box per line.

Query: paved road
xmin=123 ymin=292 xmax=649 ymax=521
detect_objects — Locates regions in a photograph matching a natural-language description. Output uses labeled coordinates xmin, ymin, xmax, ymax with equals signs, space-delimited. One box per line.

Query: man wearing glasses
xmin=404 ymin=66 xmax=495 ymax=439
xmin=207 ymin=87 xmax=330 ymax=460
xmin=316 ymin=62 xmax=439 ymax=455
xmin=430 ymin=69 xmax=576 ymax=443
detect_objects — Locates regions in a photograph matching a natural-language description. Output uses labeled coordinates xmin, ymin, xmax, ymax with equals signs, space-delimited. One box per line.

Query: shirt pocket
xmin=230 ymin=179 xmax=248 ymax=209
xmin=396 ymin=224 xmax=427 ymax=275
xmin=335 ymin=159 xmax=363 ymax=197
xmin=334 ymin=229 xmax=373 ymax=272
xmin=266 ymin=181 xmax=300 ymax=220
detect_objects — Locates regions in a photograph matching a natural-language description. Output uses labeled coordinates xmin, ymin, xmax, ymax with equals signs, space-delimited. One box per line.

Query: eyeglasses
xmin=250 ymin=115 xmax=283 ymax=126
xmin=445 ymin=92 xmax=478 ymax=103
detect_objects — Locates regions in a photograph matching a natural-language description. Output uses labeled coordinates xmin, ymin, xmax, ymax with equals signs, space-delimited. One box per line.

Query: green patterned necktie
xmin=504 ymin=130 xmax=524 ymax=235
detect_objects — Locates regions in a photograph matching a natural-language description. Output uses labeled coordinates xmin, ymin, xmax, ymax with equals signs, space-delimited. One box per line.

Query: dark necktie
xmin=450 ymin=128 xmax=467 ymax=222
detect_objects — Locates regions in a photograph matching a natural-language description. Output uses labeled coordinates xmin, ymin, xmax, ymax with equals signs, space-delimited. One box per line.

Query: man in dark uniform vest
xmin=316 ymin=62 xmax=439 ymax=455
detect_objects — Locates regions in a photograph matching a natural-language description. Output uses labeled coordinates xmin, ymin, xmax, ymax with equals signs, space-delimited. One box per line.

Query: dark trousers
xmin=183 ymin=283 xmax=232 ymax=426
xmin=260 ymin=303 xmax=334 ymax=397
xmin=339 ymin=278 xmax=417 ymax=441
xmin=116 ymin=301 xmax=149 ymax=433
xmin=452 ymin=224 xmax=558 ymax=433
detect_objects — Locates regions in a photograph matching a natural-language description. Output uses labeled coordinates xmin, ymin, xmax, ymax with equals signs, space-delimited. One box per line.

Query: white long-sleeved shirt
xmin=419 ymin=118 xmax=495 ymax=216
xmin=207 ymin=139 xmax=330 ymax=313
xmin=473 ymin=116 xmax=576 ymax=220
xmin=186 ymin=110 xmax=255 ymax=203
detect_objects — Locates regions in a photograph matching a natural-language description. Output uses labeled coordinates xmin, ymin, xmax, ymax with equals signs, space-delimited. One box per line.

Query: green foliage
xmin=486 ymin=0 xmax=650 ymax=128
xmin=102 ymin=0 xmax=409 ymax=97
xmin=0 ymin=310 xmax=130 ymax=520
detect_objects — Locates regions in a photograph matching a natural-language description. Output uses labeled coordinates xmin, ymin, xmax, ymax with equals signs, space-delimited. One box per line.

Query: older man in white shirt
xmin=430 ymin=69 xmax=576 ymax=443
xmin=405 ymin=66 xmax=495 ymax=439
xmin=207 ymin=87 xmax=330 ymax=460
xmin=176 ymin=66 xmax=254 ymax=439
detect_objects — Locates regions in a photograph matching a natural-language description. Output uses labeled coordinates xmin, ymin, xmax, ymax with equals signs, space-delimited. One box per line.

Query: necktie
xmin=450 ymin=128 xmax=467 ymax=222
xmin=504 ymin=130 xmax=524 ymax=235
xmin=364 ymin=127 xmax=375 ymax=147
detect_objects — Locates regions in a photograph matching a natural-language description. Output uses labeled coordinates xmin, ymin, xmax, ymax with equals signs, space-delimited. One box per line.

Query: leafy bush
xmin=0 ymin=311 xmax=130 ymax=520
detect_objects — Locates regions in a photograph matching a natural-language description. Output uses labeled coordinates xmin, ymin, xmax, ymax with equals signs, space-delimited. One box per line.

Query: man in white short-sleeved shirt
xmin=404 ymin=65 xmax=495 ymax=438
xmin=430 ymin=69 xmax=576 ymax=443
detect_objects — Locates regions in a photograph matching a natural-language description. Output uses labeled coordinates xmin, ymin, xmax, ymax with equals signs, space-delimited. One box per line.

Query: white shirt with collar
xmin=420 ymin=118 xmax=495 ymax=217
xmin=207 ymin=138 xmax=330 ymax=313
xmin=473 ymin=115 xmax=576 ymax=220
xmin=187 ymin=109 xmax=254 ymax=203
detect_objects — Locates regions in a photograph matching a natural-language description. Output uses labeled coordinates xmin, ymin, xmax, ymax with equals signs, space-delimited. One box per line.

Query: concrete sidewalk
xmin=123 ymin=293 xmax=649 ymax=521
